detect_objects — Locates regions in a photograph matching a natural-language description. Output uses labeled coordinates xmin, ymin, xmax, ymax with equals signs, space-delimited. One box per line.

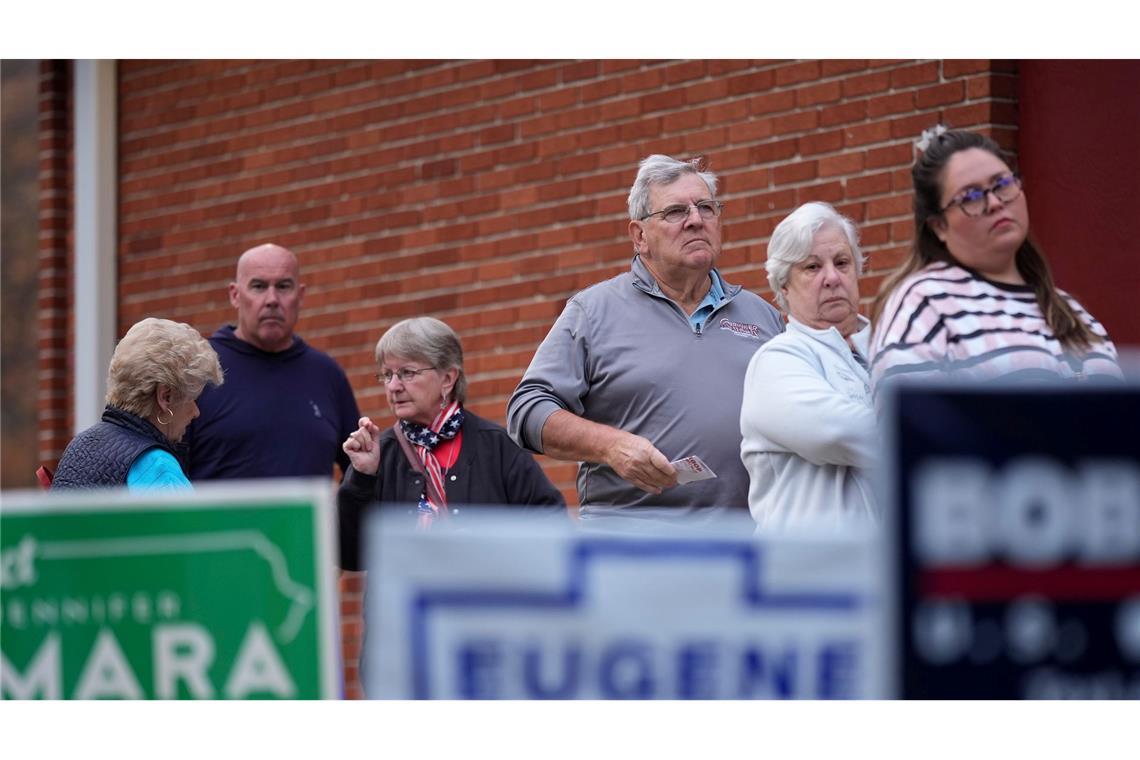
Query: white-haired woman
xmin=51 ymin=318 xmax=223 ymax=490
xmin=338 ymin=317 xmax=565 ymax=569
xmin=739 ymin=202 xmax=877 ymax=527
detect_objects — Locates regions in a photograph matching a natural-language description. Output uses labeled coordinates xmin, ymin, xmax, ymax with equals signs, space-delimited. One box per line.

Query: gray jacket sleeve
xmin=506 ymin=299 xmax=593 ymax=454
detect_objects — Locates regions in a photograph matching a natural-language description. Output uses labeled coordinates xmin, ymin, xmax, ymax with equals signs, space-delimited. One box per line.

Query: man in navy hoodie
xmin=185 ymin=243 xmax=360 ymax=481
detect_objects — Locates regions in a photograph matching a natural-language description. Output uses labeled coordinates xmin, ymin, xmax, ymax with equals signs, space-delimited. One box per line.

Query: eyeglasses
xmin=377 ymin=367 xmax=435 ymax=385
xmin=941 ymin=173 xmax=1022 ymax=217
xmin=639 ymin=200 xmax=723 ymax=224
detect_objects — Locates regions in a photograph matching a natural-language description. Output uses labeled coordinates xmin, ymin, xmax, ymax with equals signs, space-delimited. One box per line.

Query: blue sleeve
xmin=127 ymin=448 xmax=193 ymax=491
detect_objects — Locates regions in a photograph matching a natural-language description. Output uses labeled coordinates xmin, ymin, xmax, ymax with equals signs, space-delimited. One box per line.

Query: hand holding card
xmin=670 ymin=455 xmax=718 ymax=485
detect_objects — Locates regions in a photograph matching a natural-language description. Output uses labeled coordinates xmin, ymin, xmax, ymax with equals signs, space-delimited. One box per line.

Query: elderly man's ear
xmin=628 ymin=221 xmax=647 ymax=254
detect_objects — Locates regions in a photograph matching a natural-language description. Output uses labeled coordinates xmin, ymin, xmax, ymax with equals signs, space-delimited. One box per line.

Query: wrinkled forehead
xmin=648 ymin=173 xmax=714 ymax=207
xmin=236 ymin=248 xmax=300 ymax=283
xmin=810 ymin=225 xmax=855 ymax=255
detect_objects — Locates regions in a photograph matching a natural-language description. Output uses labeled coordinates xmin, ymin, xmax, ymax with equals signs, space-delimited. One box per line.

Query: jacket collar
xmin=786 ymin=314 xmax=872 ymax=356
xmin=629 ymin=255 xmax=740 ymax=300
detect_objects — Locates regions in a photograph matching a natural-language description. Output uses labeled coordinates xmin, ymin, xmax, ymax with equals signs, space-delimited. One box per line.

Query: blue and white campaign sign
xmin=882 ymin=380 xmax=1140 ymax=699
xmin=363 ymin=512 xmax=886 ymax=699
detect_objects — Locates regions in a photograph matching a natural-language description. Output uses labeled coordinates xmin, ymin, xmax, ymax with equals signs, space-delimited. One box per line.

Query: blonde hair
xmin=105 ymin=318 xmax=223 ymax=417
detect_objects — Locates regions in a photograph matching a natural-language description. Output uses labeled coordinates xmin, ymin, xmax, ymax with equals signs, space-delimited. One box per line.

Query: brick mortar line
xmin=115 ymin=89 xmax=1017 ymax=218
xmin=118 ymin=60 xmax=598 ymax=149
xmin=117 ymin=59 xmax=504 ymax=110
xmin=116 ymin=61 xmax=986 ymax=168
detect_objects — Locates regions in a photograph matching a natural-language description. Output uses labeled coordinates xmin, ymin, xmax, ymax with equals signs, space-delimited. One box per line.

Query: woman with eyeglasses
xmin=869 ymin=127 xmax=1122 ymax=398
xmin=336 ymin=317 xmax=564 ymax=570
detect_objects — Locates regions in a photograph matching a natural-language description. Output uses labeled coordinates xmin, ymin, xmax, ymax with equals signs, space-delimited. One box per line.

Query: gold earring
xmin=157 ymin=408 xmax=174 ymax=425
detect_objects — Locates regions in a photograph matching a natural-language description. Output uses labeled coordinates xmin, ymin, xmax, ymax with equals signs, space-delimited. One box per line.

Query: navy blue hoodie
xmin=186 ymin=325 xmax=360 ymax=480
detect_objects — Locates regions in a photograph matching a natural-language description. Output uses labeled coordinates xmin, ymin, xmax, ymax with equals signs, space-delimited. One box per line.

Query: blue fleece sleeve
xmin=127 ymin=448 xmax=193 ymax=491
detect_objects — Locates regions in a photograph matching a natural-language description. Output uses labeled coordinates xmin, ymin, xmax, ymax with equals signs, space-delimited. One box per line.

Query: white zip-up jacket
xmin=739 ymin=316 xmax=878 ymax=527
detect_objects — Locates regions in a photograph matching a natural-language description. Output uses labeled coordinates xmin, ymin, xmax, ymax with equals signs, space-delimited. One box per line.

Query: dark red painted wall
xmin=1018 ymin=60 xmax=1140 ymax=347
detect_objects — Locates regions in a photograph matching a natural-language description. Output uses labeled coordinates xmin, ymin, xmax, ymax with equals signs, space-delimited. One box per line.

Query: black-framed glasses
xmin=941 ymin=173 xmax=1022 ymax=217
xmin=639 ymin=200 xmax=723 ymax=224
xmin=377 ymin=366 xmax=435 ymax=385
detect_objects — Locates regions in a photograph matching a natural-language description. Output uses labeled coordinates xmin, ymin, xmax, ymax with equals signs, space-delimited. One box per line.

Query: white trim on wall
xmin=73 ymin=59 xmax=117 ymax=432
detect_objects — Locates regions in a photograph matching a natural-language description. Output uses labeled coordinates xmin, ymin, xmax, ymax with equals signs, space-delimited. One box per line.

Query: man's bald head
xmin=236 ymin=243 xmax=299 ymax=281
xmin=229 ymin=243 xmax=305 ymax=353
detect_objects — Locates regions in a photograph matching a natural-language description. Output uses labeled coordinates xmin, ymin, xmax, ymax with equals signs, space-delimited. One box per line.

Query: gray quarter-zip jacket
xmin=507 ymin=255 xmax=784 ymax=524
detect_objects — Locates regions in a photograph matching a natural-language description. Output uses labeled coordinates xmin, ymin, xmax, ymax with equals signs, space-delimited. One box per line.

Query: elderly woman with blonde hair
xmin=739 ymin=201 xmax=878 ymax=527
xmin=51 ymin=318 xmax=223 ymax=490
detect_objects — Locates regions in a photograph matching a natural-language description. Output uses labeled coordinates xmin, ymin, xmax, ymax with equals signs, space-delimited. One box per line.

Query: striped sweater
xmin=869 ymin=263 xmax=1121 ymax=399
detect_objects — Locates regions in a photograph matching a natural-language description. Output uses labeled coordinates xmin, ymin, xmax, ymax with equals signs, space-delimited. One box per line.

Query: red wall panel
xmin=1018 ymin=60 xmax=1140 ymax=347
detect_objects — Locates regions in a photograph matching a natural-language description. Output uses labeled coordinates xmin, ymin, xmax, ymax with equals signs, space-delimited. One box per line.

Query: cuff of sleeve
xmin=523 ymin=400 xmax=564 ymax=454
xmin=341 ymin=465 xmax=379 ymax=497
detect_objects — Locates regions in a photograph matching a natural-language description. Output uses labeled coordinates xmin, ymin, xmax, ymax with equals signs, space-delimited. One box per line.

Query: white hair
xmin=627 ymin=154 xmax=718 ymax=221
xmin=765 ymin=202 xmax=863 ymax=312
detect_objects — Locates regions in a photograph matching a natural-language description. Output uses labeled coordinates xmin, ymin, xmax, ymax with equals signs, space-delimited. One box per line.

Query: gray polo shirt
xmin=507 ymin=255 xmax=784 ymax=524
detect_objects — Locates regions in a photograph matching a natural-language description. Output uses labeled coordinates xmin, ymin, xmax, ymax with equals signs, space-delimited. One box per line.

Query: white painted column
xmin=72 ymin=59 xmax=117 ymax=432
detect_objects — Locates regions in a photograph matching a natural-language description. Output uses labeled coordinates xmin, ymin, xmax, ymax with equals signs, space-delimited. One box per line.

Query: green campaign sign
xmin=1 ymin=480 xmax=339 ymax=699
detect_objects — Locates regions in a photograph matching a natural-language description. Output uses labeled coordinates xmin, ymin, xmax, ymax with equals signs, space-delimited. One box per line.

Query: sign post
xmin=1 ymin=480 xmax=339 ymax=699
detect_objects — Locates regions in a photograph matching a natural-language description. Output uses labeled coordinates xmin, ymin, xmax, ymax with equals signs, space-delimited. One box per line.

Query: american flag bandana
xmin=400 ymin=401 xmax=464 ymax=528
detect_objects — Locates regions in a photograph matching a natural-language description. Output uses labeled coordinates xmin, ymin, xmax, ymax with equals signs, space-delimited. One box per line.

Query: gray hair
xmin=106 ymin=317 xmax=223 ymax=418
xmin=627 ymin=154 xmax=719 ymax=221
xmin=375 ymin=317 xmax=467 ymax=404
xmin=766 ymin=201 xmax=864 ymax=312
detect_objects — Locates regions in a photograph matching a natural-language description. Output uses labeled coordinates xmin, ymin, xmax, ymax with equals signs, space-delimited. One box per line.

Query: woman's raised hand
xmin=342 ymin=416 xmax=383 ymax=475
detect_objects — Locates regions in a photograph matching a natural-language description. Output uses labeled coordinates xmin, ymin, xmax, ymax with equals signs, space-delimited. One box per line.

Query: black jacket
xmin=336 ymin=411 xmax=565 ymax=570
xmin=51 ymin=406 xmax=180 ymax=489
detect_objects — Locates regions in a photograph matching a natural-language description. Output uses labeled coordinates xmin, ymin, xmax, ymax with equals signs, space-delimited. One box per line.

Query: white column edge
xmin=73 ymin=59 xmax=117 ymax=432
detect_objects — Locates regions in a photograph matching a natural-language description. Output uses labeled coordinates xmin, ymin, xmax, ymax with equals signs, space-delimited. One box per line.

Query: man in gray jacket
xmin=507 ymin=154 xmax=784 ymax=524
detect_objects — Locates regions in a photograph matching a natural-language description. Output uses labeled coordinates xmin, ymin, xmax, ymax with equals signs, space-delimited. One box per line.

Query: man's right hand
xmin=539 ymin=410 xmax=678 ymax=494
xmin=342 ymin=416 xmax=382 ymax=475
xmin=605 ymin=430 xmax=678 ymax=494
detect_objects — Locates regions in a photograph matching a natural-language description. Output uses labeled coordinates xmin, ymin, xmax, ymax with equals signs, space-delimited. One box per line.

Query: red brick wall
xmin=38 ymin=60 xmax=73 ymax=467
xmin=41 ymin=58 xmax=1020 ymax=699
xmin=1017 ymin=60 xmax=1140 ymax=347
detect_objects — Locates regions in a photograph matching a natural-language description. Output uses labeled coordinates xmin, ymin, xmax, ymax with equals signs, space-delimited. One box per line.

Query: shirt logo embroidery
xmin=718 ymin=318 xmax=763 ymax=339
xmin=310 ymin=400 xmax=322 ymax=418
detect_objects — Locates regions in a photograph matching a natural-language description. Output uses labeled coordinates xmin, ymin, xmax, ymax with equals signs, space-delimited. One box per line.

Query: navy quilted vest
xmin=51 ymin=406 xmax=182 ymax=489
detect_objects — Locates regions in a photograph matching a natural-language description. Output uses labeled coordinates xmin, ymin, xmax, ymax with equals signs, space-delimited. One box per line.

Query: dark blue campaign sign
xmin=885 ymin=382 xmax=1140 ymax=698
